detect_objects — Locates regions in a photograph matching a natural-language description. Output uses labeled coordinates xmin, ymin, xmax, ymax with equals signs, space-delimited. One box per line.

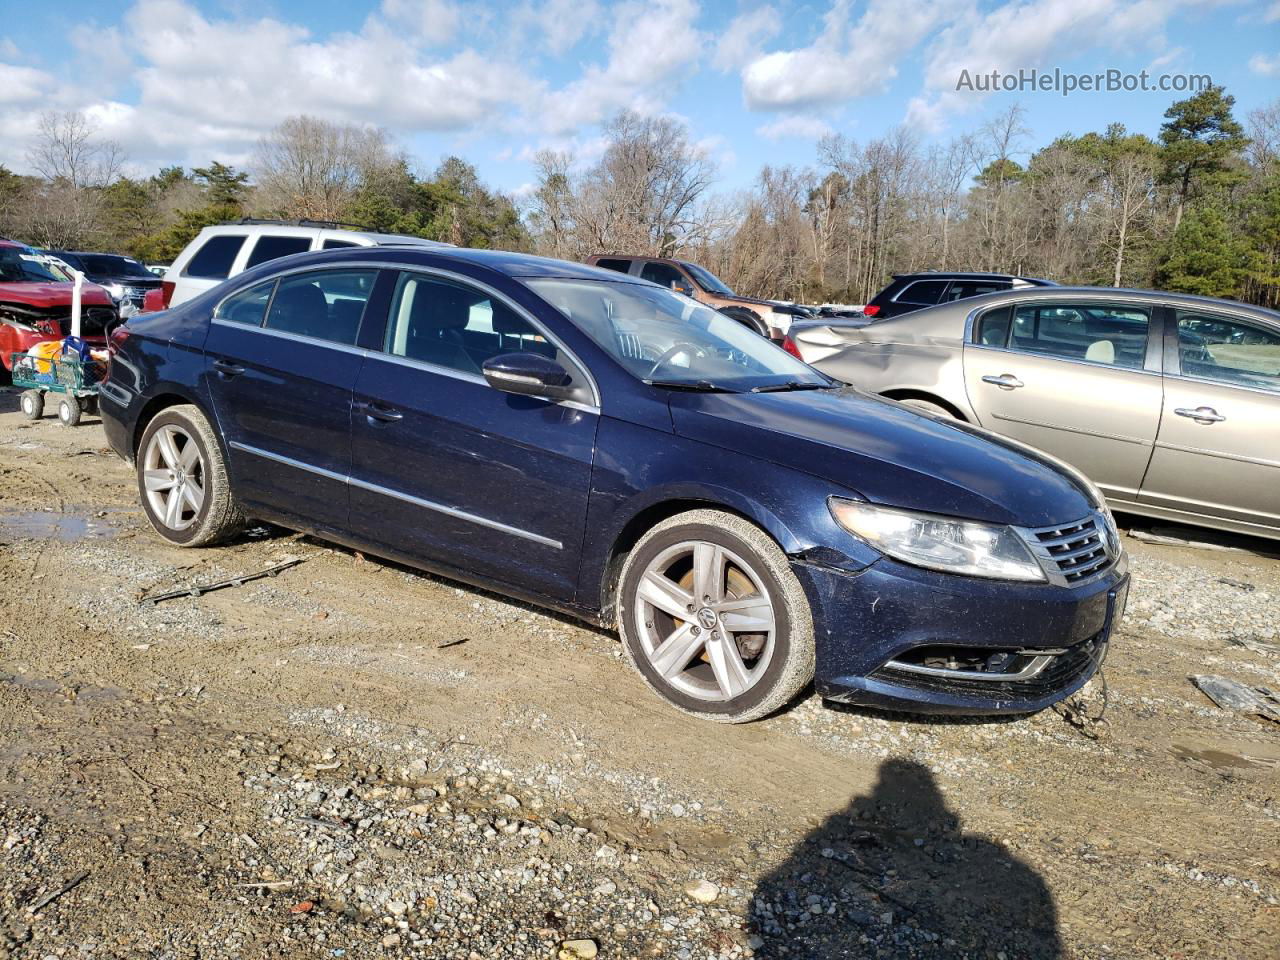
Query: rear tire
xmin=57 ymin=395 xmax=81 ymax=427
xmin=617 ymin=509 xmax=815 ymax=723
xmin=20 ymin=390 xmax=44 ymax=420
xmin=136 ymin=404 xmax=245 ymax=547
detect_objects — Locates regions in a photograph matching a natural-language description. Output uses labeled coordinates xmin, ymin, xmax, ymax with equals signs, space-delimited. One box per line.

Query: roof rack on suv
xmin=235 ymin=217 xmax=369 ymax=231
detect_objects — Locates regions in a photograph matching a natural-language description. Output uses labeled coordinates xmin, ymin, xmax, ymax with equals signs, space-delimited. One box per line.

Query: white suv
xmin=161 ymin=220 xmax=450 ymax=307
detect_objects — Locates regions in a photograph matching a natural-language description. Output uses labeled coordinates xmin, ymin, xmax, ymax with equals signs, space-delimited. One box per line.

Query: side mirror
xmin=671 ymin=280 xmax=694 ymax=297
xmin=482 ymin=352 xmax=575 ymax=401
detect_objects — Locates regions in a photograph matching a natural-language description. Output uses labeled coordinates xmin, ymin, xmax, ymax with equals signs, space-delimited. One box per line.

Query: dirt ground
xmin=0 ymin=386 xmax=1277 ymax=960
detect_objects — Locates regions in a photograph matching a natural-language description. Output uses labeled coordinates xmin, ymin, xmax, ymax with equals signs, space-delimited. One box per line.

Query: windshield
xmin=81 ymin=254 xmax=152 ymax=277
xmin=527 ymin=278 xmax=829 ymax=390
xmin=0 ymin=247 xmax=60 ymax=283
xmin=683 ymin=261 xmax=735 ymax=296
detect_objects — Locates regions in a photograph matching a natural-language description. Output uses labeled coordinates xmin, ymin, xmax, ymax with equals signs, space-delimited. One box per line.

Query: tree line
xmin=0 ymin=86 xmax=1276 ymax=310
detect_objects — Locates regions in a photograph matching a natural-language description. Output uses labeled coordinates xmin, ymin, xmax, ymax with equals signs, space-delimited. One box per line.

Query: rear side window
xmin=640 ymin=262 xmax=687 ymax=289
xmin=975 ymin=305 xmax=1012 ymax=347
xmin=246 ymin=235 xmax=313 ymax=268
xmin=1176 ymin=311 xmax=1280 ymax=393
xmin=264 ymin=270 xmax=376 ymax=345
xmin=214 ymin=279 xmax=275 ymax=326
xmin=1010 ymin=302 xmax=1150 ymax=369
xmin=322 ymin=238 xmax=360 ymax=250
xmin=183 ymin=234 xmax=246 ymax=279
xmin=385 ymin=272 xmax=552 ymax=375
xmin=595 ymin=258 xmax=632 ymax=273
xmin=894 ymin=280 xmax=950 ymax=306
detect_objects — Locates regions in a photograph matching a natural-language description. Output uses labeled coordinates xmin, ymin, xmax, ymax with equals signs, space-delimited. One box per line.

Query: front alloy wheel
xmin=619 ymin=509 xmax=815 ymax=723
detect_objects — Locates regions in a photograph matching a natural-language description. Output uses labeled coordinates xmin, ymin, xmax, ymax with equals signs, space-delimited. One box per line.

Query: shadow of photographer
xmin=750 ymin=758 xmax=1061 ymax=958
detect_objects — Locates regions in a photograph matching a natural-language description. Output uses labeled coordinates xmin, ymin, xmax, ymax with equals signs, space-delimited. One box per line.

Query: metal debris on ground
xmin=140 ymin=556 xmax=310 ymax=606
xmin=25 ymin=871 xmax=89 ymax=914
xmin=1191 ymin=675 xmax=1280 ymax=723
xmin=436 ymin=638 xmax=469 ymax=649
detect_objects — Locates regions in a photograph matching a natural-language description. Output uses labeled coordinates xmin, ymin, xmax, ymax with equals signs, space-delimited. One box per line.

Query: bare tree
xmin=252 ymin=116 xmax=400 ymax=221
xmin=27 ymin=111 xmax=123 ymax=190
xmin=1246 ymin=100 xmax=1280 ymax=173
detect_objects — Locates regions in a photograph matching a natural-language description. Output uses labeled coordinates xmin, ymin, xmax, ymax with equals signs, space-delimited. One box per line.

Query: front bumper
xmin=793 ymin=552 xmax=1128 ymax=715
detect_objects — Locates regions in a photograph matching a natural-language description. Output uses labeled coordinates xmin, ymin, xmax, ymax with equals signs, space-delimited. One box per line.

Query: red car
xmin=0 ymin=240 xmax=117 ymax=370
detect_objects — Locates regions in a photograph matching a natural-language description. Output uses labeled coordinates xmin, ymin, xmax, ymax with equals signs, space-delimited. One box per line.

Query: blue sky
xmin=1 ymin=0 xmax=1277 ymax=198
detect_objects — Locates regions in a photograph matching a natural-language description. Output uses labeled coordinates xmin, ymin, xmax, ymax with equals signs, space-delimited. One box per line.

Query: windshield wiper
xmin=749 ymin=380 xmax=833 ymax=393
xmin=643 ymin=378 xmax=740 ymax=392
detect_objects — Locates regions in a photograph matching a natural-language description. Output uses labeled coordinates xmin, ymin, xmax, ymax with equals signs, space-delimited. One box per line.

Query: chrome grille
xmin=1019 ymin=514 xmax=1116 ymax=586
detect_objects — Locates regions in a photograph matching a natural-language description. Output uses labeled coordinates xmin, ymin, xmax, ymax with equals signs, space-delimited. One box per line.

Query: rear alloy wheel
xmin=618 ymin=509 xmax=815 ymax=723
xmin=136 ymin=404 xmax=244 ymax=546
xmin=20 ymin=390 xmax=44 ymax=420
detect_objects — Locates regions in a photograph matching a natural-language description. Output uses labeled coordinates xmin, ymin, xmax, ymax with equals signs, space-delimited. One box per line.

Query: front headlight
xmin=829 ymin=498 xmax=1046 ymax=582
xmin=104 ymin=282 xmax=125 ymax=299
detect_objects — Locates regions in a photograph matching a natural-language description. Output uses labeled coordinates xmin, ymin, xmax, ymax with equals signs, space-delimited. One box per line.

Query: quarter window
xmin=183 ymin=234 xmax=246 ymax=279
xmin=322 ymin=238 xmax=361 ymax=250
xmin=1010 ymin=302 xmax=1150 ymax=369
xmin=975 ymin=305 xmax=1012 ymax=347
xmin=894 ymin=280 xmax=950 ymax=306
xmin=246 ymin=235 xmax=313 ymax=268
xmin=214 ymin=279 xmax=275 ymax=326
xmin=385 ymin=272 xmax=552 ymax=376
xmin=1176 ymin=311 xmax=1280 ymax=393
xmin=263 ymin=270 xmax=376 ymax=345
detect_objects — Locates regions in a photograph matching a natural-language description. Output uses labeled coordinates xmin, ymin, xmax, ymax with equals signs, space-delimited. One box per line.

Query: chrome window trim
xmin=227 ymin=440 xmax=563 ymax=549
xmin=1162 ymin=370 xmax=1280 ymax=399
xmin=966 ymin=342 xmax=1164 ymax=379
xmin=211 ymin=317 xmax=371 ymax=358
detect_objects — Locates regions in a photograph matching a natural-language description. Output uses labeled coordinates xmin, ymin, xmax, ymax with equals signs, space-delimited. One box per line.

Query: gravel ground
xmin=1 ymin=388 xmax=1278 ymax=959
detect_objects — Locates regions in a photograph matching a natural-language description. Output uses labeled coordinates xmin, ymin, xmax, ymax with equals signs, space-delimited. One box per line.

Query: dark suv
xmin=46 ymin=251 xmax=162 ymax=312
xmin=863 ymin=272 xmax=1057 ymax=319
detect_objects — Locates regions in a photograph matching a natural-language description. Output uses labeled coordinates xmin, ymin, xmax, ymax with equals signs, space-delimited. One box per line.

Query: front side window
xmin=246 ymin=234 xmax=313 ymax=268
xmin=1010 ymin=302 xmax=1150 ymax=369
xmin=215 ymin=279 xmax=275 ymax=326
xmin=385 ymin=272 xmax=553 ymax=375
xmin=184 ymin=234 xmax=246 ymax=279
xmin=264 ymin=270 xmax=376 ymax=345
xmin=894 ymin=280 xmax=950 ymax=306
xmin=527 ymin=278 xmax=828 ymax=390
xmin=1177 ymin=310 xmax=1280 ymax=393
xmin=594 ymin=258 xmax=632 ymax=274
xmin=640 ymin=262 xmax=688 ymax=290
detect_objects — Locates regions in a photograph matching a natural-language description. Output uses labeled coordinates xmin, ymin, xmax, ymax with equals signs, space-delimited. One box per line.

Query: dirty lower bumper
xmin=791 ymin=553 xmax=1128 ymax=715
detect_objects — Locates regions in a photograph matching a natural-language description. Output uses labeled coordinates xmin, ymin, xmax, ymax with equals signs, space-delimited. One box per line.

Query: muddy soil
xmin=0 ymin=390 xmax=1277 ymax=959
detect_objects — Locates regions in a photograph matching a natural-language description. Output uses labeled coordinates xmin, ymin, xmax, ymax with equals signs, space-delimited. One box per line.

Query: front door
xmin=963 ymin=299 xmax=1163 ymax=499
xmin=203 ymin=268 xmax=378 ymax=531
xmin=348 ymin=270 xmax=598 ymax=601
xmin=1139 ymin=308 xmax=1280 ymax=530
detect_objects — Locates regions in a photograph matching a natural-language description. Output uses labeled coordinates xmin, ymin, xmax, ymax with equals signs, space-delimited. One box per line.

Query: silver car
xmin=789 ymin=287 xmax=1280 ymax=541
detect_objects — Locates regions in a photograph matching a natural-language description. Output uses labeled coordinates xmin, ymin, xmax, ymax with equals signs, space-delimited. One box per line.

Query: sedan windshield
xmin=527 ymin=277 xmax=830 ymax=391
xmin=0 ymin=247 xmax=60 ymax=283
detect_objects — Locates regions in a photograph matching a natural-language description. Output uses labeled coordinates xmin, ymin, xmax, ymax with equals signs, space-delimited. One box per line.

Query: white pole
xmin=70 ymin=268 xmax=84 ymax=339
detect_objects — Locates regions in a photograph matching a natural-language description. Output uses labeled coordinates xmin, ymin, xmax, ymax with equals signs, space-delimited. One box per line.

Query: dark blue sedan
xmin=99 ymin=247 xmax=1129 ymax=722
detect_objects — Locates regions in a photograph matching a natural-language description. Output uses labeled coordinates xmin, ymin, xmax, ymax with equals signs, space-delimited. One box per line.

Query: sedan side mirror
xmin=482 ymin=352 xmax=575 ymax=401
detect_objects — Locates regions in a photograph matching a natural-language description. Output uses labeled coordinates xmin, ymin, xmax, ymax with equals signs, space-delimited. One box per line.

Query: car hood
xmin=0 ymin=281 xmax=115 ymax=308
xmin=668 ymin=387 xmax=1094 ymax=527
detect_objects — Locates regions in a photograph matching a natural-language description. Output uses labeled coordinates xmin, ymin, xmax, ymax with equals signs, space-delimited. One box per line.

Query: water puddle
xmin=1170 ymin=737 xmax=1280 ymax=773
xmin=0 ymin=507 xmax=126 ymax=542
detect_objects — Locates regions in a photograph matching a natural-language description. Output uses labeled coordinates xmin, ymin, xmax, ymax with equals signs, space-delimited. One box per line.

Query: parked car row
xmin=100 ymin=243 xmax=1129 ymax=724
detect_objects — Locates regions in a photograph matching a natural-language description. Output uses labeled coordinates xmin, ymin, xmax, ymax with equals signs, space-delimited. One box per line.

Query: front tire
xmin=136 ymin=404 xmax=244 ymax=546
xmin=617 ymin=509 xmax=815 ymax=723
xmin=20 ymin=390 xmax=44 ymax=420
xmin=57 ymin=395 xmax=81 ymax=427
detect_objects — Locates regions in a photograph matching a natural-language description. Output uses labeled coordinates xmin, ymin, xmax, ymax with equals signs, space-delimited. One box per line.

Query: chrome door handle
xmin=354 ymin=400 xmax=403 ymax=424
xmin=212 ymin=359 xmax=245 ymax=378
xmin=982 ymin=374 xmax=1024 ymax=389
xmin=1175 ymin=406 xmax=1225 ymax=424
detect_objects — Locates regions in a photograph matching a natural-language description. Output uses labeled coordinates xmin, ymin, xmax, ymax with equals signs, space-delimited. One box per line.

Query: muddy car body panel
xmin=101 ymin=247 xmax=1128 ymax=717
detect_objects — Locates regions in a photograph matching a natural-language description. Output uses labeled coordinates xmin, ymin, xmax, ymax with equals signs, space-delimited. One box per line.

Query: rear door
xmin=1138 ymin=307 xmax=1280 ymax=530
xmin=348 ymin=269 xmax=599 ymax=601
xmin=204 ymin=267 xmax=379 ymax=532
xmin=963 ymin=298 xmax=1164 ymax=499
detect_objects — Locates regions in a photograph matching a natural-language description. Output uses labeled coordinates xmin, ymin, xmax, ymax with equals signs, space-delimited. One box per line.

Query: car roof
xmin=194 ymin=222 xmax=452 ymax=247
xmin=891 ymin=271 xmax=1055 ymax=284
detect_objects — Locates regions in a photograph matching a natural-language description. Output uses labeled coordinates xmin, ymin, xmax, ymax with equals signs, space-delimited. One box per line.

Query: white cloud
xmin=742 ymin=0 xmax=943 ymax=110
xmin=1146 ymin=45 xmax=1185 ymax=70
xmin=0 ymin=63 xmax=54 ymax=106
xmin=1249 ymin=51 xmax=1280 ymax=75
xmin=535 ymin=0 xmax=705 ymax=133
xmin=756 ymin=115 xmax=834 ymax=140
xmin=379 ymin=0 xmax=462 ymax=46
xmin=713 ymin=6 xmax=782 ymax=72
xmin=511 ymin=0 xmax=603 ymax=55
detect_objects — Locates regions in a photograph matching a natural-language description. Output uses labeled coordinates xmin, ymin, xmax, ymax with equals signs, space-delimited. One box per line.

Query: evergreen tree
xmin=1159 ymin=84 xmax=1249 ymax=229
xmin=1156 ymin=205 xmax=1254 ymax=298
